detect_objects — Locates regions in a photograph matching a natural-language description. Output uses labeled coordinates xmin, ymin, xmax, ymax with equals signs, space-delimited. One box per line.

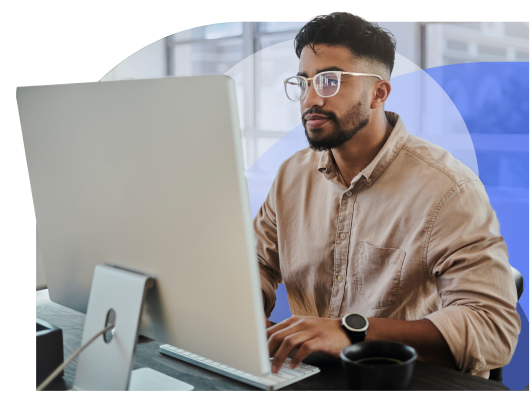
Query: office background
xmin=35 ymin=21 xmax=529 ymax=389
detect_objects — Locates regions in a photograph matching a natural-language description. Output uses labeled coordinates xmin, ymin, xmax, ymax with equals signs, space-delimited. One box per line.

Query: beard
xmin=303 ymin=98 xmax=370 ymax=151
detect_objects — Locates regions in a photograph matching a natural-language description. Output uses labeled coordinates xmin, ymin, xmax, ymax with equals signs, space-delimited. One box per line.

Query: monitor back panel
xmin=18 ymin=76 xmax=270 ymax=376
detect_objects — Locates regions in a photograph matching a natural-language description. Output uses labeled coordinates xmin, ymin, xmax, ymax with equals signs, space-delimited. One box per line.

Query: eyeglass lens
xmin=285 ymin=72 xmax=340 ymax=100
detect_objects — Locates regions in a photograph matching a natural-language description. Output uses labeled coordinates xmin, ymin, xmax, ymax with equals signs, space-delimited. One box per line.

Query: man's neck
xmin=331 ymin=111 xmax=394 ymax=187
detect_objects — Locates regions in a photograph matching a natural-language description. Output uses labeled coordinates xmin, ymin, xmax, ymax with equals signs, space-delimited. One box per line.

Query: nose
xmin=302 ymin=80 xmax=325 ymax=109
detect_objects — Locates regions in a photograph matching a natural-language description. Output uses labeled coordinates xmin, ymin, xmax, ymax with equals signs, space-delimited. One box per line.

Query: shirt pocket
xmin=357 ymin=241 xmax=406 ymax=310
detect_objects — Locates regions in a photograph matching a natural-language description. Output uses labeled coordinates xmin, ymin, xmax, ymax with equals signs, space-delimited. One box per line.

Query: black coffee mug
xmin=340 ymin=340 xmax=417 ymax=390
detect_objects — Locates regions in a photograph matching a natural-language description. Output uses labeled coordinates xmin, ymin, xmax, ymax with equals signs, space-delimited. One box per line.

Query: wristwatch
xmin=341 ymin=313 xmax=369 ymax=344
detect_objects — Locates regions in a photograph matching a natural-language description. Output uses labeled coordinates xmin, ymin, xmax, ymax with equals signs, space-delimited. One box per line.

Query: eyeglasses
xmin=283 ymin=71 xmax=383 ymax=101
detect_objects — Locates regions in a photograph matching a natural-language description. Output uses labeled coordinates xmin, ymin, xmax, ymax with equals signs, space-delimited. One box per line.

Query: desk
xmin=37 ymin=290 xmax=508 ymax=391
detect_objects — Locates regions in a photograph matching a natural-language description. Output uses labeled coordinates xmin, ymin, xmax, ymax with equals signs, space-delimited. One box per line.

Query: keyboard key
xmin=269 ymin=374 xmax=287 ymax=382
xmin=256 ymin=377 xmax=277 ymax=386
xmin=277 ymin=371 xmax=297 ymax=379
xmin=196 ymin=356 xmax=206 ymax=361
xmin=280 ymin=368 xmax=303 ymax=376
xmin=295 ymin=369 xmax=310 ymax=375
xmin=226 ymin=367 xmax=237 ymax=372
xmin=263 ymin=374 xmax=282 ymax=382
xmin=278 ymin=368 xmax=295 ymax=374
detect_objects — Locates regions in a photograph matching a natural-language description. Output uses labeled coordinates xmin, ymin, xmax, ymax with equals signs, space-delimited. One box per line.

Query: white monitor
xmin=19 ymin=76 xmax=270 ymax=376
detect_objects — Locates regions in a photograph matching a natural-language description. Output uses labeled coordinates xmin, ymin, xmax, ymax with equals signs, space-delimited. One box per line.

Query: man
xmin=255 ymin=12 xmax=520 ymax=379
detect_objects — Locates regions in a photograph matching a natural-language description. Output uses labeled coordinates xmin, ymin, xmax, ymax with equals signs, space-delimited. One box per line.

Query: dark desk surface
xmin=37 ymin=290 xmax=508 ymax=391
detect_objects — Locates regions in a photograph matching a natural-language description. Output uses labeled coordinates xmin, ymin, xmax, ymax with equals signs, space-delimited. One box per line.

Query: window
xmin=505 ymin=22 xmax=529 ymax=39
xmin=167 ymin=22 xmax=305 ymax=169
xmin=168 ymin=23 xmax=245 ymax=77
xmin=257 ymin=22 xmax=305 ymax=33
xmin=516 ymin=51 xmax=529 ymax=61
xmin=171 ymin=38 xmax=244 ymax=76
xmin=478 ymin=44 xmax=506 ymax=57
xmin=425 ymin=22 xmax=529 ymax=66
xmin=172 ymin=22 xmax=243 ymax=41
xmin=446 ymin=40 xmax=467 ymax=52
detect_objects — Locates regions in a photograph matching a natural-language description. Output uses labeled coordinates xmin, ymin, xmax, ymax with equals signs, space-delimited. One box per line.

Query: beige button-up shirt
xmin=255 ymin=112 xmax=520 ymax=378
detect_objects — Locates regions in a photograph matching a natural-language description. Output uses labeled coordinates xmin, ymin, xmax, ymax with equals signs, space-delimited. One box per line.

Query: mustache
xmin=302 ymin=108 xmax=337 ymax=122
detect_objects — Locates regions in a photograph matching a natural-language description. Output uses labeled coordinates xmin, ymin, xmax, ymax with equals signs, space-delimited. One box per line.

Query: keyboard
xmin=159 ymin=344 xmax=320 ymax=390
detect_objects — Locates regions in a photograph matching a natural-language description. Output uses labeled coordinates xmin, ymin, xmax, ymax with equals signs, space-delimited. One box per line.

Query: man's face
xmin=298 ymin=44 xmax=372 ymax=151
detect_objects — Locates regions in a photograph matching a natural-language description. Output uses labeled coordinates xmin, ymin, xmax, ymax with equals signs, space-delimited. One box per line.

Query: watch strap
xmin=342 ymin=326 xmax=366 ymax=344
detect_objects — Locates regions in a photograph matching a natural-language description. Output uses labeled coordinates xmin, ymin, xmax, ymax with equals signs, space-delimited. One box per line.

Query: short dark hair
xmin=294 ymin=12 xmax=396 ymax=77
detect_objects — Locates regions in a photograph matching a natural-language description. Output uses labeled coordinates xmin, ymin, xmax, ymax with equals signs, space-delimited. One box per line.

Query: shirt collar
xmin=317 ymin=148 xmax=338 ymax=180
xmin=317 ymin=111 xmax=409 ymax=187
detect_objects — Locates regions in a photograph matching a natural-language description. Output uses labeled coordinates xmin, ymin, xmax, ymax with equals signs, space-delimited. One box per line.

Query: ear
xmin=370 ymin=80 xmax=391 ymax=109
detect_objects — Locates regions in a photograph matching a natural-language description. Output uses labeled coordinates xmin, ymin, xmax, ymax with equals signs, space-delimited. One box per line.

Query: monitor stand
xmin=73 ymin=264 xmax=194 ymax=391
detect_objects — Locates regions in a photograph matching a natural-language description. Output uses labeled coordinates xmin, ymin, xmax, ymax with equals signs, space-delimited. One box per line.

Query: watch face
xmin=345 ymin=314 xmax=367 ymax=330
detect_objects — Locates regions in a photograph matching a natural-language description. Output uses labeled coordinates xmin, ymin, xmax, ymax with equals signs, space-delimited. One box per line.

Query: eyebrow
xmin=296 ymin=66 xmax=346 ymax=78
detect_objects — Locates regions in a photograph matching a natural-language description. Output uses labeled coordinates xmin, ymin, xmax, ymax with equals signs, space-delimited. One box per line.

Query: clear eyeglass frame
xmin=283 ymin=71 xmax=383 ymax=101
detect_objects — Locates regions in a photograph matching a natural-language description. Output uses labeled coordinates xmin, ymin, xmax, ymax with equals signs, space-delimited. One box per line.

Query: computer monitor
xmin=19 ymin=76 xmax=270 ymax=378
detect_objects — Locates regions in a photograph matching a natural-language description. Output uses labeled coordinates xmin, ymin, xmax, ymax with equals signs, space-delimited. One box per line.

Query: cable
xmin=37 ymin=323 xmax=115 ymax=391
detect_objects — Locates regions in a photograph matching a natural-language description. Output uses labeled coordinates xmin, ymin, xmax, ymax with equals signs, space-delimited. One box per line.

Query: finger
xmin=267 ymin=318 xmax=308 ymax=356
xmin=271 ymin=330 xmax=314 ymax=373
xmin=289 ymin=338 xmax=319 ymax=369
xmin=266 ymin=315 xmax=301 ymax=339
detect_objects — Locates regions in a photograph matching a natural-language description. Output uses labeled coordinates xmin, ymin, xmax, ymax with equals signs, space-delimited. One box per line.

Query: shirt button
xmin=345 ymin=191 xmax=352 ymax=197
xmin=336 ymin=275 xmax=343 ymax=282
xmin=365 ymin=178 xmax=372 ymax=184
xmin=340 ymin=233 xmax=346 ymax=239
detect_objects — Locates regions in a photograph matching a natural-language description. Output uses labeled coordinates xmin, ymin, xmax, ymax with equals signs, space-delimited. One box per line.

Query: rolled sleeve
xmin=424 ymin=180 xmax=521 ymax=376
xmin=254 ymin=177 xmax=282 ymax=318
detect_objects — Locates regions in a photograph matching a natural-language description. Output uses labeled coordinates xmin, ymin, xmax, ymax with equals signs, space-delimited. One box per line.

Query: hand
xmin=266 ymin=315 xmax=350 ymax=373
